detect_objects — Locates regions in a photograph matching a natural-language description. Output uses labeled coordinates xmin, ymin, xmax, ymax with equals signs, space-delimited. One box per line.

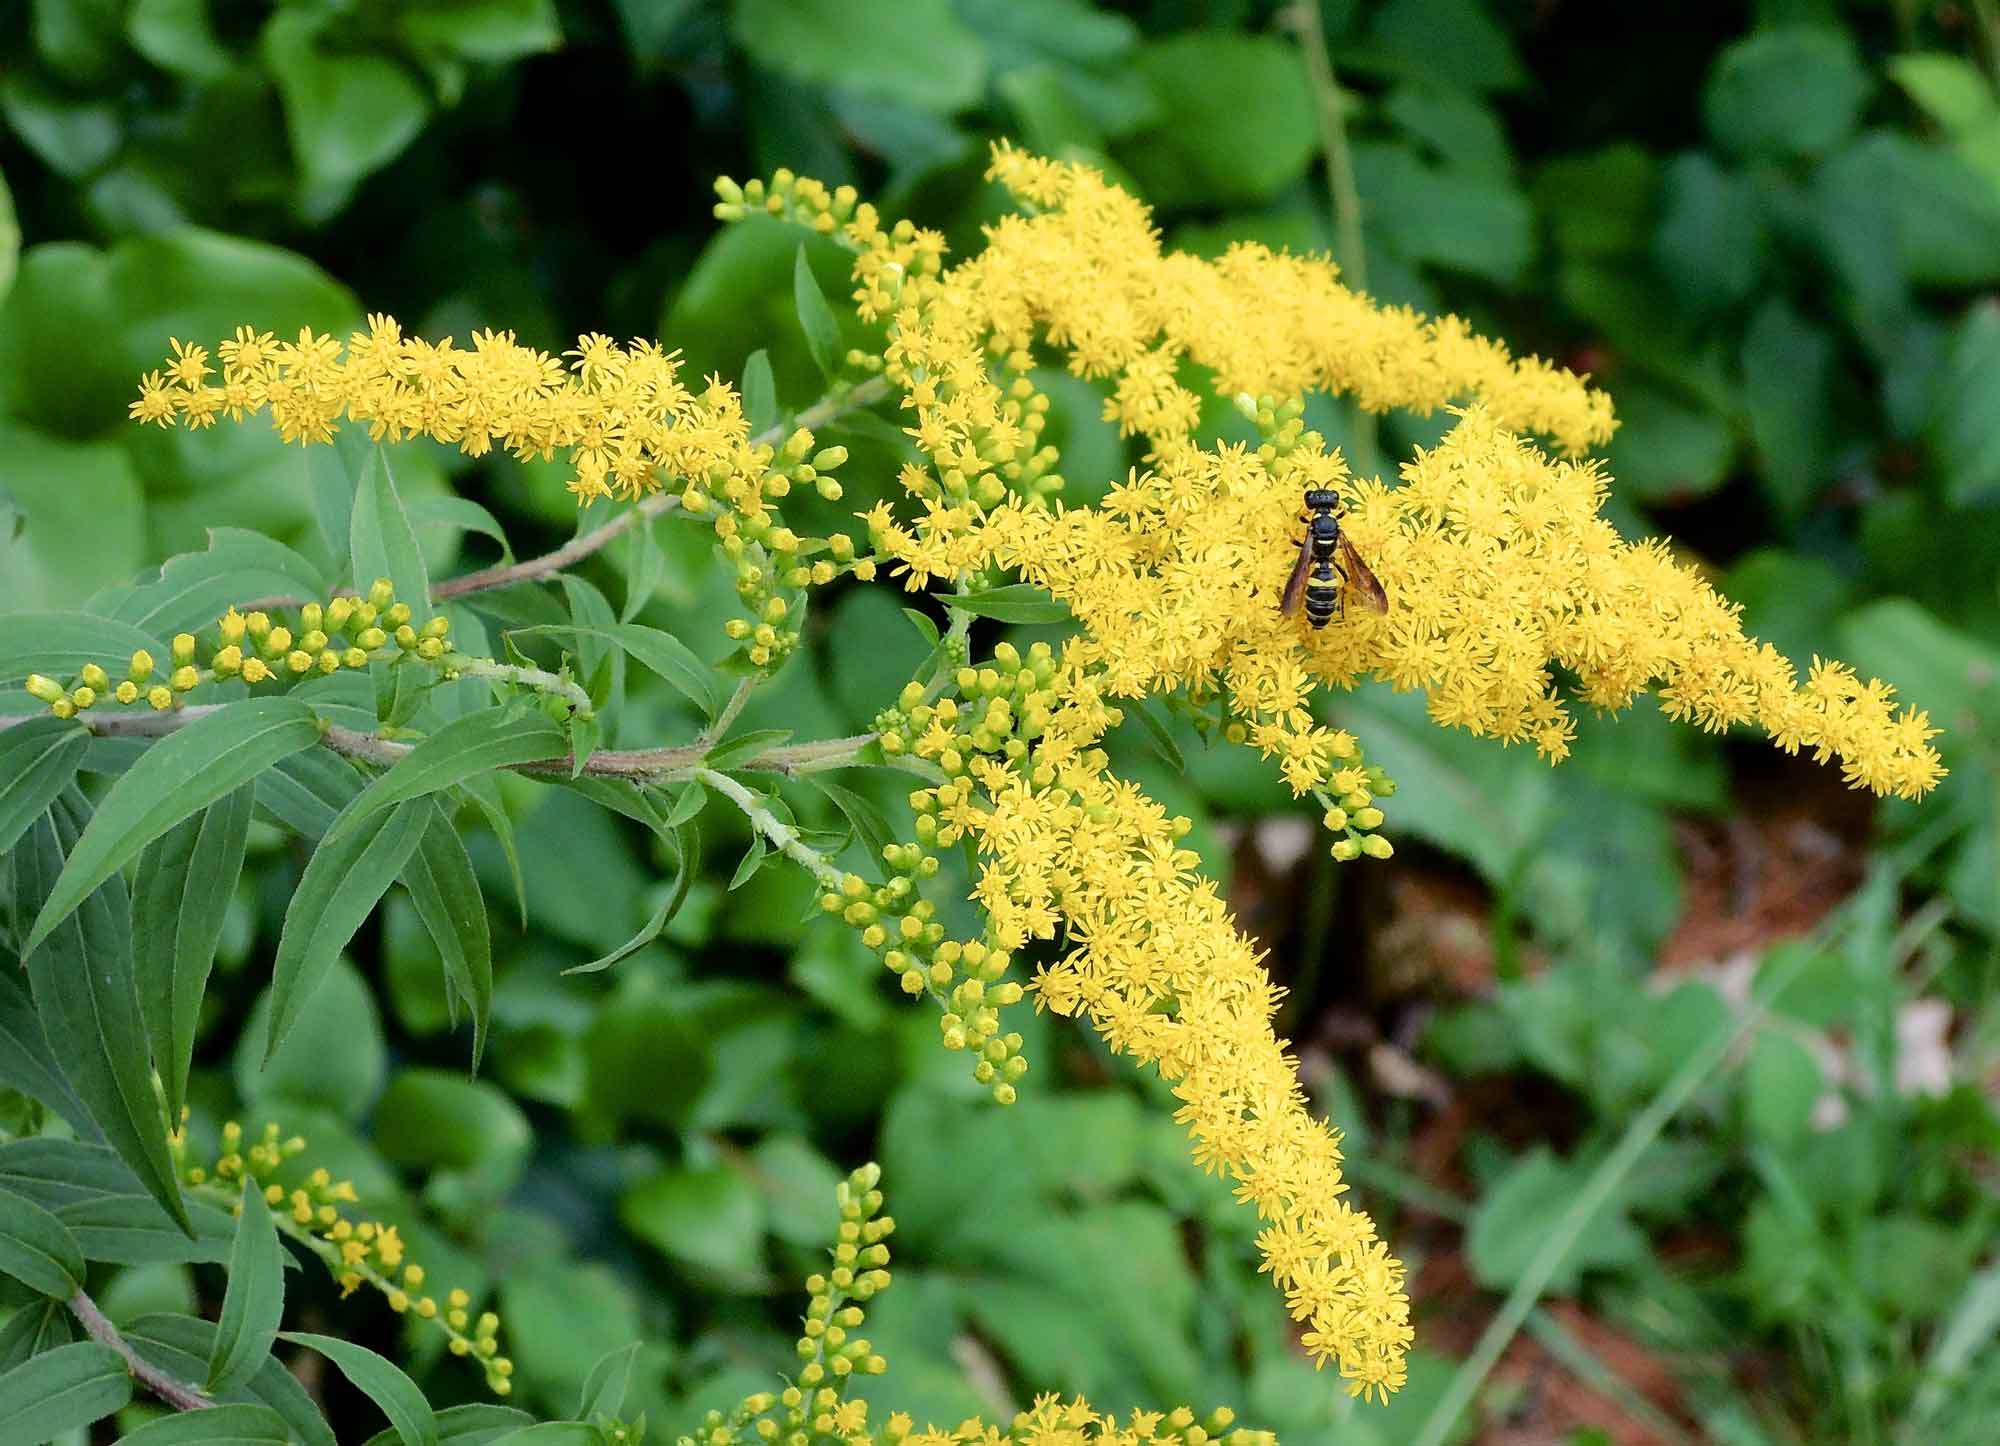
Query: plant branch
xmin=696 ymin=766 xmax=845 ymax=889
xmin=700 ymin=676 xmax=758 ymax=748
xmin=447 ymin=654 xmax=594 ymax=713
xmin=1289 ymin=0 xmax=1369 ymax=294
xmin=68 ymin=1289 xmax=213 ymax=1413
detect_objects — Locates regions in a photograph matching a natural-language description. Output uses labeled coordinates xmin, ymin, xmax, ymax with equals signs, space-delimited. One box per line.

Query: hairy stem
xmin=68 ymin=1289 xmax=212 ymax=1413
xmin=701 ymin=676 xmax=758 ymax=748
xmin=696 ymin=766 xmax=844 ymax=889
xmin=448 ymin=654 xmax=594 ymax=713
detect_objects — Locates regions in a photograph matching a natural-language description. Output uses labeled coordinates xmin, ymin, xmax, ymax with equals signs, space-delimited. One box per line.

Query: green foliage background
xmin=1 ymin=1 xmax=1997 ymax=1442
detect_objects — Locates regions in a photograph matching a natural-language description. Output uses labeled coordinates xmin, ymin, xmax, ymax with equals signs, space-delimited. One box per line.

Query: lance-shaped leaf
xmin=794 ymin=244 xmax=842 ymax=379
xmin=113 ymin=1403 xmax=293 ymax=1444
xmin=207 ymin=1178 xmax=286 ymax=1394
xmin=122 ymin=1314 xmax=333 ymax=1446
xmin=132 ymin=784 xmax=253 ymax=1123
xmin=95 ymin=528 xmax=328 ymax=639
xmin=0 ymin=1184 xmax=84 ymax=1297
xmin=401 ymin=799 xmax=493 ymax=1069
xmin=0 ymin=969 xmax=99 ymax=1140
xmin=281 ymin=1333 xmax=437 ymax=1446
xmin=0 ymin=716 xmax=86 ymax=858
xmin=359 ymin=1405 xmax=535 ymax=1446
xmin=941 ymin=582 xmax=1072 ymax=623
xmin=328 ymin=710 xmax=567 ymax=842
xmin=0 ymin=611 xmax=163 ymax=691
xmin=16 ymin=801 xmax=188 ymax=1233
xmin=0 ymin=1341 xmax=131 ymax=1441
xmin=23 ymin=698 xmax=320 ymax=956
xmin=265 ymin=797 xmax=429 ymax=1062
xmin=349 ymin=445 xmax=432 ymax=624
xmin=511 ymin=622 xmax=722 ymax=719
xmin=566 ymin=821 xmax=699 ymax=975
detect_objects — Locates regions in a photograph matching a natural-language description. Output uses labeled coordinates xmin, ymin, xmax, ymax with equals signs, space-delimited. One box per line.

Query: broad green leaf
xmin=0 ymin=1184 xmax=83 ymax=1297
xmin=371 ymin=1069 xmax=531 ymax=1175
xmin=1744 ymin=1029 xmax=1822 ymax=1145
xmin=793 ymin=245 xmax=842 ymax=381
xmin=1703 ymin=25 xmax=1870 ymax=160
xmin=1367 ymin=0 xmax=1524 ymax=93
xmin=361 ymin=1404 xmax=537 ymax=1446
xmin=618 ymin=516 xmax=667 ymax=623
xmin=703 ymin=727 xmax=792 ymax=771
xmin=0 ymin=968 xmax=99 ymax=1138
xmin=581 ymin=996 xmax=712 ymax=1136
xmin=620 ymin=1164 xmax=766 ymax=1280
xmin=1887 ymin=53 xmax=1996 ymax=136
xmin=0 ymin=716 xmax=85 ymax=857
xmin=266 ymin=798 xmax=430 ymax=1061
xmin=331 ymin=711 xmax=568 ymax=841
xmin=1602 ymin=379 xmax=1735 ymax=502
xmin=280 ymin=1333 xmax=437 ymax=1446
xmin=406 ymin=496 xmax=513 ymax=560
xmin=396 ymin=0 xmax=560 ymax=63
xmin=0 ymin=1341 xmax=131 ymax=1441
xmin=16 ymin=801 xmax=189 ymax=1234
xmin=115 ymin=1404 xmax=293 ymax=1444
xmin=750 ymin=1136 xmax=843 ymax=1246
xmin=207 ymin=1179 xmax=286 ymax=1394
xmin=0 ymin=1138 xmax=158 ymax=1209
xmin=1120 ymin=34 xmax=1315 ymax=208
xmin=1741 ymin=297 xmax=1836 ymax=521
xmin=576 ymin=1341 xmax=641 ymax=1421
xmin=0 ymin=424 xmax=146 ymax=606
xmin=56 ymin=1193 xmax=236 ymax=1265
xmin=943 ymin=583 xmax=1071 ymax=623
xmin=127 ymin=0 xmax=235 ymax=81
xmin=513 ymin=622 xmax=721 ymax=719
xmin=265 ymin=11 xmax=430 ymax=208
xmin=402 ymin=800 xmax=493 ymax=1069
xmin=121 ymin=1314 xmax=334 ymax=1446
xmin=732 ymin=0 xmax=985 ymax=113
xmin=0 ymin=610 xmax=163 ymax=691
xmin=0 ymin=1300 xmax=73 ymax=1373
xmin=1652 ymin=152 xmax=1765 ymax=316
xmin=348 ymin=444 xmax=433 ymax=623
xmin=566 ymin=822 xmax=697 ymax=975
xmin=132 ymin=784 xmax=253 ymax=1123
xmin=95 ymin=529 xmax=327 ymax=639
xmin=1929 ymin=304 xmax=2000 ymax=505
xmin=23 ymin=698 xmax=320 ymax=955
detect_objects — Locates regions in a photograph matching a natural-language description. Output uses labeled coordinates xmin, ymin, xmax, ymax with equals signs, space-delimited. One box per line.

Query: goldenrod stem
xmin=1291 ymin=0 xmax=1368 ymax=294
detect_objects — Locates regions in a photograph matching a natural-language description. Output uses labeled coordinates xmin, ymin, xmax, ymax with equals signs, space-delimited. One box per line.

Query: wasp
xmin=1280 ymin=488 xmax=1389 ymax=628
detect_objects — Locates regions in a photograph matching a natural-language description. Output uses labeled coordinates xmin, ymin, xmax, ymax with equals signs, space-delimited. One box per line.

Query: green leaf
xmin=566 ymin=823 xmax=697 ymax=975
xmin=942 ymin=583 xmax=1071 ymax=624
xmin=1602 ymin=379 xmax=1735 ymax=502
xmin=792 ymin=245 xmax=842 ymax=381
xmin=126 ymin=0 xmax=235 ymax=82
xmin=900 ymin=607 xmax=941 ymax=648
xmin=1120 ymin=34 xmax=1316 ymax=209
xmin=732 ymin=0 xmax=986 ymax=113
xmin=576 ymin=1340 xmax=641 ymax=1421
xmin=266 ymin=798 xmax=431 ymax=1061
xmin=397 ymin=0 xmax=560 ymax=62
xmin=1929 ymin=303 xmax=2000 ymax=506
xmin=0 ymin=1184 xmax=84 ymax=1297
xmin=1703 ymin=25 xmax=1870 ymax=160
xmin=0 ymin=424 xmax=147 ymax=611
xmin=255 ymin=747 xmax=364 ymax=839
xmin=16 ymin=802 xmax=189 ymax=1235
xmin=0 ymin=716 xmax=85 ymax=858
xmin=1887 ymin=53 xmax=1997 ymax=137
xmin=0 ymin=969 xmax=99 ymax=1138
xmin=281 ymin=1334 xmax=437 ymax=1446
xmin=264 ymin=11 xmax=430 ymax=208
xmin=807 ymin=775 xmax=894 ymax=862
xmin=405 ymin=496 xmax=513 ymax=561
xmin=403 ymin=800 xmax=493 ymax=1069
xmin=619 ymin=1165 xmax=766 ymax=1280
xmin=348 ymin=444 xmax=433 ymax=623
xmin=361 ymin=1404 xmax=537 ymax=1446
xmin=122 ymin=1314 xmax=333 ymax=1446
xmin=741 ymin=348 xmax=777 ymax=433
xmin=513 ymin=623 xmax=721 ymax=719
xmin=488 ymin=1425 xmax=606 ymax=1444
xmin=332 ymin=711 xmax=568 ymax=841
xmin=371 ymin=1069 xmax=531 ymax=1174
xmin=1465 ymin=1147 xmax=1646 ymax=1292
xmin=1366 ymin=0 xmax=1524 ymax=93
xmin=0 ymin=1300 xmax=73 ymax=1374
xmin=56 ymin=1193 xmax=236 ymax=1265
xmin=728 ymin=833 xmax=769 ymax=891
xmin=1652 ymin=152 xmax=1766 ymax=315
xmin=1744 ymin=1029 xmax=1822 ymax=1145
xmin=207 ymin=1178 xmax=286 ymax=1394
xmin=0 ymin=1341 xmax=131 ymax=1441
xmin=703 ymin=727 xmax=792 ymax=772
xmin=97 ymin=529 xmax=327 ymax=640
xmin=0 ymin=611 xmax=165 ymax=692
xmin=581 ymin=997 xmax=712 ymax=1136
xmin=1123 ymin=698 xmax=1185 ymax=774
xmin=132 ymin=784 xmax=253 ymax=1125
xmin=23 ymin=698 xmax=320 ymax=956
xmin=1741 ymin=297 xmax=1836 ymax=521
xmin=618 ymin=518 xmax=666 ymax=623
xmin=115 ymin=1404 xmax=293 ymax=1445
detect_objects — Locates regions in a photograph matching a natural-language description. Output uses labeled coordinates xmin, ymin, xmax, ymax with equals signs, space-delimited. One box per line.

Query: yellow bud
xmin=385 ymin=602 xmax=411 ymax=627
xmin=286 ymin=650 xmax=313 ymax=674
xmin=301 ymin=602 xmax=323 ymax=631
xmin=416 ymin=637 xmax=444 ymax=661
xmin=368 ymin=578 xmax=395 ymax=608
xmin=70 ymin=686 xmax=97 ymax=710
xmin=762 ymin=597 xmax=788 ymax=623
xmin=115 ymin=681 xmax=138 ymax=704
xmin=240 ymin=658 xmax=271 ymax=684
xmin=49 ymin=698 xmax=76 ymax=719
xmin=342 ymin=647 xmax=369 ymax=669
xmin=219 ymin=609 xmax=246 ymax=645
xmin=357 ymin=628 xmax=387 ymax=651
xmin=263 ymin=626 xmax=293 ymax=657
xmin=79 ymin=663 xmax=110 ymax=691
xmin=724 ymin=618 xmax=751 ymax=639
xmin=325 ymin=598 xmax=354 ymax=631
xmin=23 ymin=674 xmax=64 ymax=703
xmin=212 ymin=646 xmax=243 ymax=677
xmin=394 ymin=624 xmax=417 ymax=649
xmin=244 ymin=612 xmax=270 ymax=640
xmin=171 ymin=666 xmax=199 ymax=692
xmin=127 ymin=650 xmax=154 ymax=682
xmin=1354 ymin=806 xmax=1385 ymax=829
xmin=147 ymin=685 xmax=173 ymax=711
xmin=1362 ymin=834 xmax=1394 ymax=859
xmin=171 ymin=633 xmax=196 ymax=665
xmin=421 ymin=616 xmax=450 ymax=639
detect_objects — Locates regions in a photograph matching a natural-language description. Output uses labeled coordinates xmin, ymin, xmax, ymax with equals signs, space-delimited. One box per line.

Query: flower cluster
xmin=19 ymin=579 xmax=449 ymax=717
xmin=681 ymin=1165 xmax=1271 ymax=1446
xmin=130 ymin=322 xmax=875 ymax=665
xmin=172 ymin=1117 xmax=511 ymax=1394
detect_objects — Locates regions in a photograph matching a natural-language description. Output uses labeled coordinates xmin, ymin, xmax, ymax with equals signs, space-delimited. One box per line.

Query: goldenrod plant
xmin=0 ymin=146 xmax=1945 ymax=1440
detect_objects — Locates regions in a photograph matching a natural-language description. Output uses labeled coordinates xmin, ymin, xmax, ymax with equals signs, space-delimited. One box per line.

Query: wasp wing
xmin=1338 ymin=535 xmax=1390 ymax=614
xmin=1279 ymin=534 xmax=1314 ymax=616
